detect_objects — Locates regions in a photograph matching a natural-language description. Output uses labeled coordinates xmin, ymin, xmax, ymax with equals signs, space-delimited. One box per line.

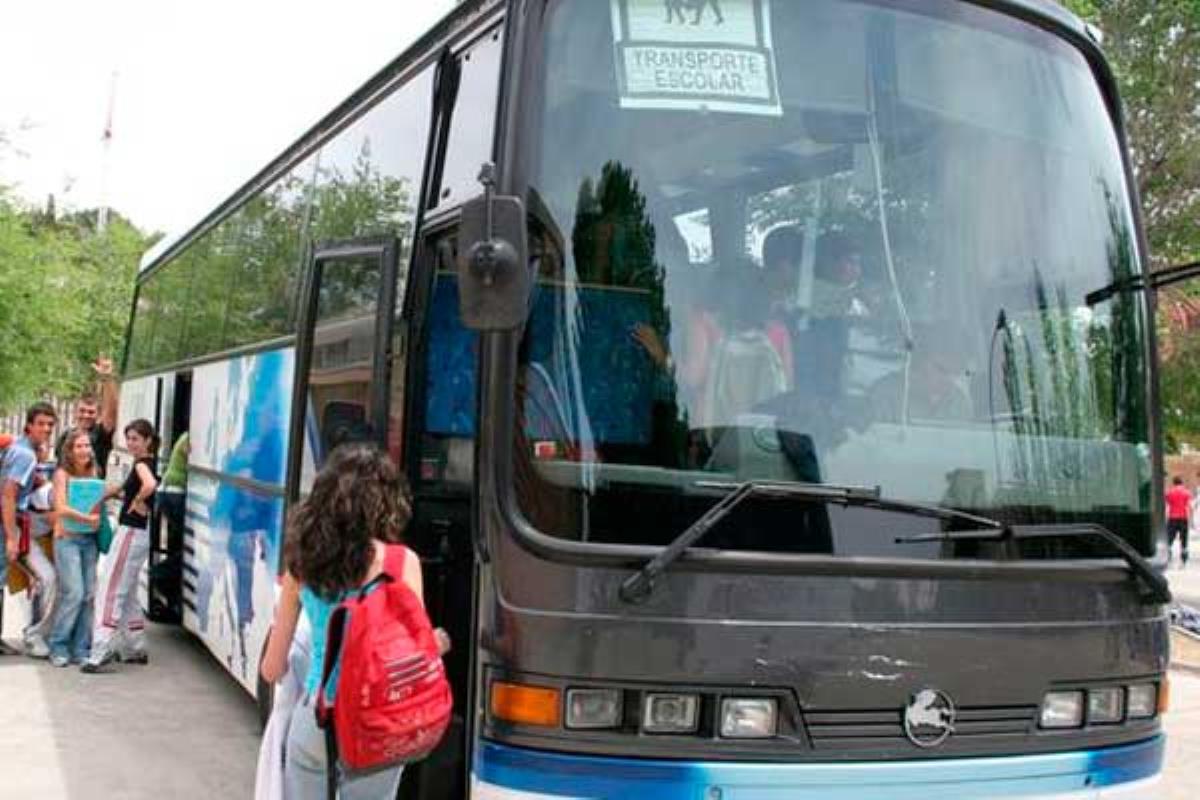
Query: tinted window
xmin=433 ymin=28 xmax=503 ymax=210
xmin=126 ymin=276 xmax=161 ymax=372
xmin=180 ymin=235 xmax=231 ymax=358
xmin=310 ymin=67 xmax=434 ymax=254
xmin=223 ymin=158 xmax=318 ymax=350
xmin=299 ymin=254 xmax=386 ymax=493
xmin=516 ymin=0 xmax=1152 ymax=555
xmin=419 ymin=234 xmax=478 ymax=490
xmin=150 ymin=259 xmax=192 ymax=366
xmin=129 ymin=64 xmax=435 ymax=374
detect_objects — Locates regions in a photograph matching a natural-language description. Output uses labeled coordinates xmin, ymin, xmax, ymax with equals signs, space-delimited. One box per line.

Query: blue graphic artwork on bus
xmin=425 ymin=275 xmax=656 ymax=444
xmin=189 ymin=349 xmax=292 ymax=681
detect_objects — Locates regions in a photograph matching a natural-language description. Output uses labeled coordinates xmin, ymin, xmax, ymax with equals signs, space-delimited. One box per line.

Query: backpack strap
xmin=382 ymin=544 xmax=408 ymax=582
xmin=317 ymin=603 xmax=349 ymax=800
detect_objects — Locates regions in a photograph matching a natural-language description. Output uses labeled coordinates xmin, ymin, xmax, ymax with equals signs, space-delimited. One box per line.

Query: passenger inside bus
xmin=704 ymin=260 xmax=791 ymax=428
xmin=791 ymin=231 xmax=867 ymax=406
xmin=867 ymin=325 xmax=974 ymax=424
xmin=631 ymin=224 xmax=716 ymax=399
xmin=761 ymin=225 xmax=805 ymax=384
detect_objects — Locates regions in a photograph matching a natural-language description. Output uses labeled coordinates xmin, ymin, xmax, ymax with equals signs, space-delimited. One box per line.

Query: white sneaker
xmin=25 ymin=636 xmax=49 ymax=659
xmin=49 ymin=655 xmax=69 ymax=668
xmin=80 ymin=650 xmax=115 ymax=674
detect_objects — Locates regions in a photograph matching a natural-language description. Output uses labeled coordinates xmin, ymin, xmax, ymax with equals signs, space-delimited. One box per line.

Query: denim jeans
xmin=285 ymin=695 xmax=404 ymax=800
xmin=49 ymin=535 xmax=98 ymax=660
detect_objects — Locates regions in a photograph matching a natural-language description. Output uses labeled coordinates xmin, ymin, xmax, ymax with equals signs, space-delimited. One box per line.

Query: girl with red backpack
xmin=261 ymin=444 xmax=449 ymax=800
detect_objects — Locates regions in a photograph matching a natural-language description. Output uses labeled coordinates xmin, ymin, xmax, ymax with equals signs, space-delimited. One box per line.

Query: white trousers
xmin=91 ymin=525 xmax=150 ymax=659
xmin=19 ymin=534 xmax=57 ymax=644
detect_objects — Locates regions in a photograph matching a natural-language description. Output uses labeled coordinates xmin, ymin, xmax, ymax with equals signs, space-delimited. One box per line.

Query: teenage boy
xmin=1 ymin=403 xmax=58 ymax=655
xmin=57 ymin=357 xmax=118 ymax=478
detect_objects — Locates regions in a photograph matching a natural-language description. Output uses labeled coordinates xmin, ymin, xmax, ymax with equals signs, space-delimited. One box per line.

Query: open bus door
xmin=287 ymin=237 xmax=400 ymax=498
xmin=274 ymin=233 xmax=402 ymax=726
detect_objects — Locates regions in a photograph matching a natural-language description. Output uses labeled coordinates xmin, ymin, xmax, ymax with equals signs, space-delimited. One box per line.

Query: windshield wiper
xmin=896 ymin=523 xmax=1170 ymax=604
xmin=618 ymin=480 xmax=1004 ymax=603
xmin=1086 ymin=260 xmax=1200 ymax=306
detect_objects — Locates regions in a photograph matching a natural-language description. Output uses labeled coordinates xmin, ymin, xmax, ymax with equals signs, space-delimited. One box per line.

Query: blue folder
xmin=64 ymin=478 xmax=106 ymax=533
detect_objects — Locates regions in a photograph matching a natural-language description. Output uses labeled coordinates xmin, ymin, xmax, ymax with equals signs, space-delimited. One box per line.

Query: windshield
xmin=510 ymin=0 xmax=1153 ymax=558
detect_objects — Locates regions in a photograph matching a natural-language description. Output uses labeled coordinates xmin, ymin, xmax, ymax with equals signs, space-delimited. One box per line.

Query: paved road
xmin=0 ymin=597 xmax=259 ymax=800
xmin=1165 ymin=671 xmax=1200 ymax=798
xmin=3 ymin=583 xmax=1200 ymax=798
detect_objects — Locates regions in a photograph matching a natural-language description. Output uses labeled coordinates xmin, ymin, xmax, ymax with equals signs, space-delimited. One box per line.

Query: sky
xmin=0 ymin=0 xmax=456 ymax=237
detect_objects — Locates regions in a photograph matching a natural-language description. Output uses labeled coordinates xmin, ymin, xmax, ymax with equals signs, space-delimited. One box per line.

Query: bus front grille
xmin=802 ymin=706 xmax=1038 ymax=750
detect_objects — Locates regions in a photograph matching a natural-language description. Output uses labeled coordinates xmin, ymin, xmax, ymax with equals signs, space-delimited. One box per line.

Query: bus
xmin=121 ymin=0 xmax=1170 ymax=796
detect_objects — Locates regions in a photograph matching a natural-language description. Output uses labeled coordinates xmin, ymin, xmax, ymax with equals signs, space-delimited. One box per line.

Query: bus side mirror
xmin=456 ymin=164 xmax=530 ymax=331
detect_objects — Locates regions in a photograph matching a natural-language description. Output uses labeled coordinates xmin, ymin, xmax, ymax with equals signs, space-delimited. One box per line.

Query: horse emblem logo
xmin=903 ymin=689 xmax=956 ymax=748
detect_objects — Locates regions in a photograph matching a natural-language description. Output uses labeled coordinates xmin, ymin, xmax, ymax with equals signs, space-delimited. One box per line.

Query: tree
xmin=1059 ymin=0 xmax=1200 ymax=450
xmin=0 ymin=186 xmax=153 ymax=412
xmin=1061 ymin=0 xmax=1200 ymax=269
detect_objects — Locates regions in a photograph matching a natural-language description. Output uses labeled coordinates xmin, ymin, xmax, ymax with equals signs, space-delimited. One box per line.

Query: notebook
xmin=64 ymin=478 xmax=106 ymax=534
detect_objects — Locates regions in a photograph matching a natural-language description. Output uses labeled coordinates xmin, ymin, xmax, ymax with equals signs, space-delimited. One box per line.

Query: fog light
xmin=643 ymin=693 xmax=699 ymax=734
xmin=719 ymin=698 xmax=777 ymax=738
xmin=565 ymin=688 xmax=622 ymax=729
xmin=1088 ymin=688 xmax=1123 ymax=724
xmin=1127 ymin=684 xmax=1157 ymax=719
xmin=1040 ymin=691 xmax=1084 ymax=729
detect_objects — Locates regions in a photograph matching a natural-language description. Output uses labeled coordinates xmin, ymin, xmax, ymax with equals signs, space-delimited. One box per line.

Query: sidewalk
xmin=1170 ymin=560 xmax=1200 ymax=608
xmin=0 ymin=592 xmax=259 ymax=799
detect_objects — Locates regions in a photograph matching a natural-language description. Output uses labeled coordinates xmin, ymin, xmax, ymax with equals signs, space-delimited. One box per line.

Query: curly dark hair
xmin=284 ymin=443 xmax=412 ymax=599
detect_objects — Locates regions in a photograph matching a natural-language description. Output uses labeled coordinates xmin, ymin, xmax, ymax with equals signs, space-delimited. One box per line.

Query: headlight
xmin=719 ymin=698 xmax=777 ymax=738
xmin=1087 ymin=688 xmax=1124 ymax=724
xmin=643 ymin=693 xmax=699 ymax=734
xmin=1040 ymin=691 xmax=1084 ymax=729
xmin=1127 ymin=684 xmax=1157 ymax=719
xmin=565 ymin=688 xmax=623 ymax=729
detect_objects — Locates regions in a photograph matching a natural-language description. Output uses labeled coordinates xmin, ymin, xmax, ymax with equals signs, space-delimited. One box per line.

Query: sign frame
xmin=610 ymin=0 xmax=783 ymax=116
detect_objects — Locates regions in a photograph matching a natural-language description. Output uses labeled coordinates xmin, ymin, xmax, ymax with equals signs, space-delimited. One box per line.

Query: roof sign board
xmin=610 ymin=0 xmax=782 ymax=117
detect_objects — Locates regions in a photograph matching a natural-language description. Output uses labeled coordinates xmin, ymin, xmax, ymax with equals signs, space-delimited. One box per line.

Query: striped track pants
xmin=91 ymin=524 xmax=149 ymax=659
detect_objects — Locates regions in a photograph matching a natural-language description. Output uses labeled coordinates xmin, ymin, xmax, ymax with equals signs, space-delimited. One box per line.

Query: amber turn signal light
xmin=491 ymin=681 xmax=561 ymax=727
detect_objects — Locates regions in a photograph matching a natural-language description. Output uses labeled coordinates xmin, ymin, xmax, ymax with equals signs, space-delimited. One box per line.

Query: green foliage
xmin=0 ymin=187 xmax=153 ymax=412
xmin=125 ymin=141 xmax=417 ymax=374
xmin=1058 ymin=0 xmax=1200 ymax=451
xmin=572 ymin=161 xmax=668 ymax=332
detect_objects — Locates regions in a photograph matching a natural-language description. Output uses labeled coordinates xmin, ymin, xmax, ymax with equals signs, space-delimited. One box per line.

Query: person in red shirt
xmin=1166 ymin=476 xmax=1192 ymax=566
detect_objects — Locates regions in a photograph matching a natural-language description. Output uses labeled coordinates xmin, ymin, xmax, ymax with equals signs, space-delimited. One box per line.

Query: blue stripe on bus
xmin=474 ymin=736 xmax=1162 ymax=798
xmin=1085 ymin=736 xmax=1163 ymax=786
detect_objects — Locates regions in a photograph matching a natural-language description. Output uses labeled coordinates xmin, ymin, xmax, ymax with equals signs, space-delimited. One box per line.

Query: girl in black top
xmin=83 ymin=419 xmax=159 ymax=673
xmin=118 ymin=444 xmax=157 ymax=528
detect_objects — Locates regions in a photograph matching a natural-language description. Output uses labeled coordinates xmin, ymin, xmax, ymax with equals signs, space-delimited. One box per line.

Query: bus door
xmin=148 ymin=370 xmax=192 ymax=624
xmin=287 ymin=237 xmax=400 ymax=498
xmin=397 ymin=228 xmax=479 ymax=800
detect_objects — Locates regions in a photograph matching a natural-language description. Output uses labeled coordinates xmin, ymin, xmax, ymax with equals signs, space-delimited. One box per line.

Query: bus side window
xmin=418 ymin=238 xmax=478 ymax=491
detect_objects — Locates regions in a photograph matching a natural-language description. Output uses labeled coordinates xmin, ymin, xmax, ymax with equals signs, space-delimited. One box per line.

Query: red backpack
xmin=316 ymin=545 xmax=452 ymax=794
